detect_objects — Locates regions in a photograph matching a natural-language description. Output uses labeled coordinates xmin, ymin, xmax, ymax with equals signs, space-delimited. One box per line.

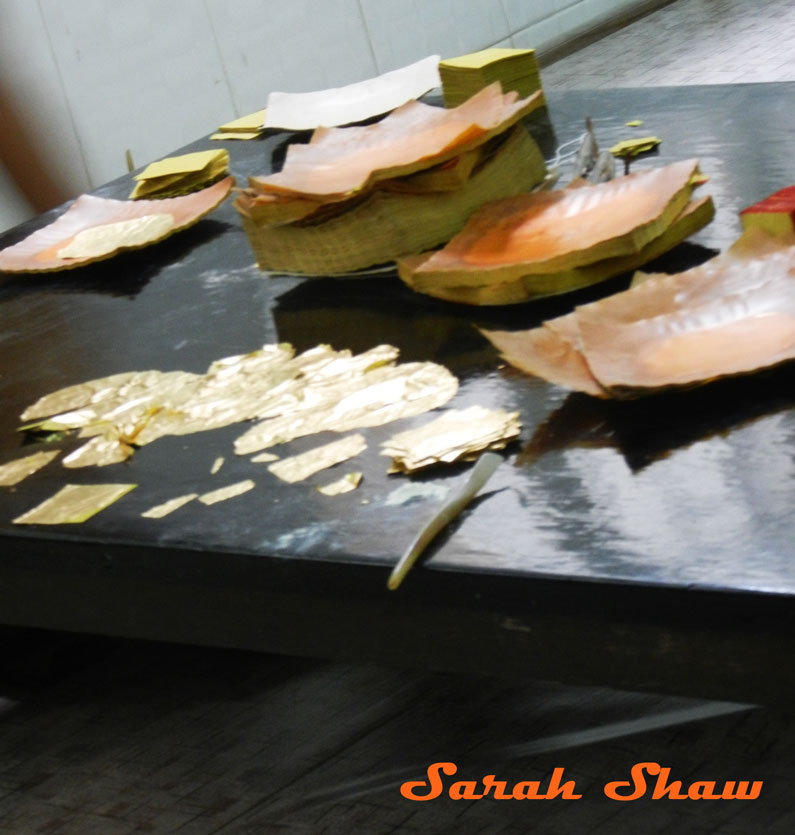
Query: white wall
xmin=0 ymin=0 xmax=655 ymax=231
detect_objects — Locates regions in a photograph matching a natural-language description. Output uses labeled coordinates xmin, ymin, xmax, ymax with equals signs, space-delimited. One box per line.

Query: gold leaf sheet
xmin=57 ymin=214 xmax=175 ymax=258
xmin=317 ymin=472 xmax=363 ymax=496
xmin=382 ymin=406 xmax=521 ymax=472
xmin=0 ymin=450 xmax=60 ymax=486
xmin=141 ymin=493 xmax=198 ymax=519
xmin=250 ymin=83 xmax=544 ymax=202
xmin=482 ymin=228 xmax=795 ymax=396
xmin=404 ymin=159 xmax=700 ymax=286
xmin=13 ymin=484 xmax=136 ymax=525
xmin=0 ymin=178 xmax=234 ymax=274
xmin=268 ymin=434 xmax=367 ymax=483
xmin=198 ymin=479 xmax=256 ymax=506
xmin=234 ymin=360 xmax=458 ymax=455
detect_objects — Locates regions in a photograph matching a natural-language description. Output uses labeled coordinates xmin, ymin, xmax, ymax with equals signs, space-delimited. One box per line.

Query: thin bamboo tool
xmin=387 ymin=452 xmax=502 ymax=590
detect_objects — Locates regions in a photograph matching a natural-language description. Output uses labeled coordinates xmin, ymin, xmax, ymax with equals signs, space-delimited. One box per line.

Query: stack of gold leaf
xmin=482 ymin=226 xmax=795 ymax=398
xmin=397 ymin=159 xmax=714 ymax=305
xmin=211 ymin=109 xmax=267 ymax=141
xmin=130 ymin=150 xmax=230 ymax=198
xmin=234 ymin=83 xmax=547 ymax=274
xmin=439 ymin=48 xmax=544 ymax=108
xmin=381 ymin=406 xmax=520 ymax=472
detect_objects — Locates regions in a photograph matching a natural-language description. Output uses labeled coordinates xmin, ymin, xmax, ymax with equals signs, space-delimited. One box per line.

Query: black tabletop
xmin=1 ymin=84 xmax=793 ymax=704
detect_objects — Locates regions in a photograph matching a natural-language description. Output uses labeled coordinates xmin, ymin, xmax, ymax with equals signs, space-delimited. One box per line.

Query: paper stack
xmin=439 ymin=48 xmax=543 ymax=108
xmin=381 ymin=406 xmax=521 ymax=473
xmin=235 ymin=84 xmax=547 ymax=274
xmin=130 ymin=150 xmax=230 ymax=198
xmin=211 ymin=109 xmax=267 ymax=141
xmin=397 ymin=160 xmax=714 ymax=305
xmin=481 ymin=226 xmax=795 ymax=397
xmin=740 ymin=185 xmax=795 ymax=238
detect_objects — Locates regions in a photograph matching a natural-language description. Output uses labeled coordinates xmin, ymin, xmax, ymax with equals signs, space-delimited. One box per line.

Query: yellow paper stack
xmin=235 ymin=85 xmax=547 ymax=274
xmin=398 ymin=161 xmax=715 ymax=305
xmin=130 ymin=150 xmax=230 ymax=199
xmin=211 ymin=109 xmax=267 ymax=141
xmin=439 ymin=48 xmax=544 ymax=108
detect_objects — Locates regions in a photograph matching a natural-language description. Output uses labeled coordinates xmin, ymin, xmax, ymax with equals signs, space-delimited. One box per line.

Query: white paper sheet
xmin=264 ymin=55 xmax=441 ymax=130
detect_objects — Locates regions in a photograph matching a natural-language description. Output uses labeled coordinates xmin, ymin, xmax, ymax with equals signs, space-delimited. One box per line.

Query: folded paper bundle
xmin=0 ymin=177 xmax=234 ymax=273
xmin=439 ymin=48 xmax=544 ymax=109
xmin=740 ymin=185 xmax=795 ymax=238
xmin=398 ymin=159 xmax=714 ymax=305
xmin=130 ymin=150 xmax=230 ymax=198
xmin=211 ymin=109 xmax=267 ymax=141
xmin=481 ymin=227 xmax=795 ymax=397
xmin=382 ymin=406 xmax=521 ymax=473
xmin=235 ymin=83 xmax=546 ymax=274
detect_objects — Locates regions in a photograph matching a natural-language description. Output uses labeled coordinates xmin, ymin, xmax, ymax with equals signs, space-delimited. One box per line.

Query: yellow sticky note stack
xmin=211 ymin=109 xmax=267 ymax=141
xmin=130 ymin=150 xmax=230 ymax=199
xmin=439 ymin=48 xmax=544 ymax=108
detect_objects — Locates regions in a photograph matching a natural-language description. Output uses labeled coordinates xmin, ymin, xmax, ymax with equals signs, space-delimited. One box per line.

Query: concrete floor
xmin=2 ymin=1 xmax=794 ymax=832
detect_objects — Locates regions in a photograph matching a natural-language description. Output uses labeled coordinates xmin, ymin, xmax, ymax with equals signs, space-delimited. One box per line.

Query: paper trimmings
xmin=382 ymin=407 xmax=520 ymax=472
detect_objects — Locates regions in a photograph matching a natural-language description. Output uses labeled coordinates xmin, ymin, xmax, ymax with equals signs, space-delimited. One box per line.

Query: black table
xmin=1 ymin=84 xmax=793 ymax=705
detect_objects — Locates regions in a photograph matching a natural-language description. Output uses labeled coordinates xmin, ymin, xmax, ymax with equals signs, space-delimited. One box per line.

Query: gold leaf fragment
xmin=57 ymin=214 xmax=174 ymax=258
xmin=317 ymin=472 xmax=363 ymax=496
xmin=268 ymin=434 xmax=367 ymax=483
xmin=0 ymin=450 xmax=60 ymax=486
xmin=382 ymin=406 xmax=521 ymax=472
xmin=210 ymin=456 xmax=225 ymax=474
xmin=13 ymin=483 xmax=136 ymax=524
xmin=251 ymin=451 xmax=279 ymax=463
xmin=19 ymin=344 xmax=458 ymax=470
xmin=63 ymin=434 xmax=134 ymax=468
xmin=234 ymin=361 xmax=457 ymax=454
xmin=198 ymin=479 xmax=255 ymax=505
xmin=141 ymin=493 xmax=198 ymax=518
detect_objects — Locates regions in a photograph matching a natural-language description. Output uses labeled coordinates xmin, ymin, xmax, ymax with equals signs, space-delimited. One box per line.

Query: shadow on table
xmin=520 ymin=361 xmax=795 ymax=472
